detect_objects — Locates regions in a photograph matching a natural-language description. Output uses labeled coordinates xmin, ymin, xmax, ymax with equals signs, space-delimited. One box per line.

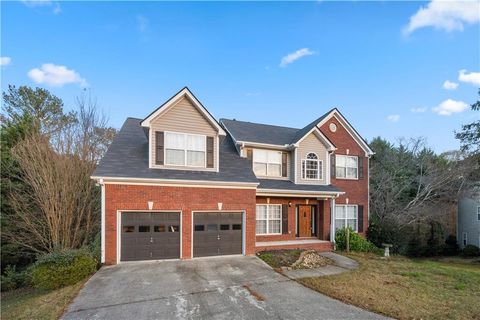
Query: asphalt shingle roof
xmin=93 ymin=118 xmax=258 ymax=183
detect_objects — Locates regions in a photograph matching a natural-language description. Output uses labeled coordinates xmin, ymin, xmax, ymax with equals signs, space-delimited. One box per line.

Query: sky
xmin=1 ymin=0 xmax=479 ymax=153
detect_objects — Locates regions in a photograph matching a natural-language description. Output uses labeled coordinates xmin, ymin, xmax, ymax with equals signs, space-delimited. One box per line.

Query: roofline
xmin=141 ymin=87 xmax=226 ymax=136
xmin=234 ymin=140 xmax=294 ymax=150
xmin=293 ymin=126 xmax=336 ymax=151
xmin=317 ymin=108 xmax=374 ymax=156
xmin=91 ymin=176 xmax=258 ymax=188
xmin=257 ymin=188 xmax=344 ymax=197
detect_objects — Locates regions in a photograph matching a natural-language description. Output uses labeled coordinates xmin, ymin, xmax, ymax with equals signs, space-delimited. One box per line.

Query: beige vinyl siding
xmin=252 ymin=148 xmax=291 ymax=180
xmin=150 ymin=97 xmax=217 ymax=171
xmin=296 ymin=132 xmax=328 ymax=185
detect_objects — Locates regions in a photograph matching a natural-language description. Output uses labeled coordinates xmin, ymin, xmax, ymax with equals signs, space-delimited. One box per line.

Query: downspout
xmin=330 ymin=196 xmax=336 ymax=245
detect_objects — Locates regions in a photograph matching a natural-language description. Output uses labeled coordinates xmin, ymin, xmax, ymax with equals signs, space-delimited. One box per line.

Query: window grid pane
xmin=256 ymin=205 xmax=282 ymax=235
xmin=253 ymin=150 xmax=282 ymax=177
xmin=335 ymin=205 xmax=358 ymax=232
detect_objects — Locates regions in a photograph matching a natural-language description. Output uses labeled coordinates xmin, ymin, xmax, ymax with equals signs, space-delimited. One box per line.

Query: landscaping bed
xmin=297 ymin=252 xmax=480 ymax=320
xmin=257 ymin=249 xmax=333 ymax=270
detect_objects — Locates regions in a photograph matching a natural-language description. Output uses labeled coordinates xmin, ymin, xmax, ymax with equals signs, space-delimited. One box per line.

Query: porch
xmin=255 ymin=238 xmax=333 ymax=252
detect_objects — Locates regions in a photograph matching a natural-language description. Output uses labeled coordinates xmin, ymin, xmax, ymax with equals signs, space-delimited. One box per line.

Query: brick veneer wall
xmin=319 ymin=116 xmax=370 ymax=236
xmin=255 ymin=197 xmax=332 ymax=242
xmin=104 ymin=184 xmax=256 ymax=264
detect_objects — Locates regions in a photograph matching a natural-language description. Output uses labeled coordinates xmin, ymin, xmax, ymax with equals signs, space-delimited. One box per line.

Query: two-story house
xmin=92 ymin=87 xmax=374 ymax=264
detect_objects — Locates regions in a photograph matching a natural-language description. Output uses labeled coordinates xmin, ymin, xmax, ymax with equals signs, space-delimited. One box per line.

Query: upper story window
xmin=302 ymin=152 xmax=322 ymax=180
xmin=165 ymin=131 xmax=206 ymax=167
xmin=253 ymin=149 xmax=282 ymax=177
xmin=336 ymin=155 xmax=358 ymax=179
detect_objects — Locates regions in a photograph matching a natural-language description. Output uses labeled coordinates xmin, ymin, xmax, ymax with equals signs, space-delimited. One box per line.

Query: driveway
xmin=62 ymin=256 xmax=387 ymax=320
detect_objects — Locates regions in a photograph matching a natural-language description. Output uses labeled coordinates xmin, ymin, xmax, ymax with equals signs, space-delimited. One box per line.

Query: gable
xmin=317 ymin=109 xmax=373 ymax=156
xmin=150 ymin=96 xmax=217 ymax=136
xmin=296 ymin=131 xmax=329 ymax=185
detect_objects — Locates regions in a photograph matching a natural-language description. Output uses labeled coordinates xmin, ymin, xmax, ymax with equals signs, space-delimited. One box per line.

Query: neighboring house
xmin=92 ymin=87 xmax=374 ymax=264
xmin=457 ymin=196 xmax=480 ymax=249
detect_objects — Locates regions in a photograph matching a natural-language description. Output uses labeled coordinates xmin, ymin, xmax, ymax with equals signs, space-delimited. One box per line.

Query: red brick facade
xmin=319 ymin=116 xmax=370 ymax=236
xmin=104 ymin=184 xmax=256 ymax=264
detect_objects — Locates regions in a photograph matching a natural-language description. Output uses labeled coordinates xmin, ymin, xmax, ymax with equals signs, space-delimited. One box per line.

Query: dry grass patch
xmin=257 ymin=249 xmax=303 ymax=269
xmin=1 ymin=281 xmax=86 ymax=320
xmin=298 ymin=253 xmax=480 ymax=320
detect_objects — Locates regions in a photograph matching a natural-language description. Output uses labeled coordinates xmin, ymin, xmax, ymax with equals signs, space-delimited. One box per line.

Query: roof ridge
xmin=220 ymin=118 xmax=300 ymax=131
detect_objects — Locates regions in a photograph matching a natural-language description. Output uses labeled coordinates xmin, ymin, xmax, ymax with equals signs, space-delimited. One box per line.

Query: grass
xmin=257 ymin=249 xmax=303 ymax=269
xmin=298 ymin=253 xmax=480 ymax=320
xmin=1 ymin=281 xmax=86 ymax=320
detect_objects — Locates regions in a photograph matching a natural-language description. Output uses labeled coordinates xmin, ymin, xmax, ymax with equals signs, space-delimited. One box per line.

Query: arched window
xmin=302 ymin=152 xmax=322 ymax=180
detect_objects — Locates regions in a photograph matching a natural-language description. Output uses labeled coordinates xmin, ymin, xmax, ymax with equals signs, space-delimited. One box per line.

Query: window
xmin=220 ymin=224 xmax=230 ymax=230
xmin=154 ymin=225 xmax=166 ymax=232
xmin=139 ymin=226 xmax=150 ymax=232
xmin=477 ymin=206 xmax=480 ymax=221
xmin=335 ymin=205 xmax=358 ymax=231
xmin=302 ymin=153 xmax=322 ymax=180
xmin=463 ymin=232 xmax=467 ymax=246
xmin=194 ymin=225 xmax=205 ymax=231
xmin=232 ymin=224 xmax=242 ymax=230
xmin=253 ymin=150 xmax=282 ymax=177
xmin=168 ymin=225 xmax=179 ymax=232
xmin=336 ymin=155 xmax=358 ymax=179
xmin=123 ymin=226 xmax=135 ymax=233
xmin=256 ymin=204 xmax=282 ymax=235
xmin=165 ymin=132 xmax=206 ymax=167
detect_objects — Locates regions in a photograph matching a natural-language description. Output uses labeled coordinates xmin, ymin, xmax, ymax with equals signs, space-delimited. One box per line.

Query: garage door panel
xmin=193 ymin=212 xmax=243 ymax=258
xmin=121 ymin=212 xmax=180 ymax=261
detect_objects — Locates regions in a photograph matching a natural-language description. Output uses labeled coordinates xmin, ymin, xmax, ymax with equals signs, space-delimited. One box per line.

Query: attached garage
xmin=120 ymin=212 xmax=181 ymax=261
xmin=193 ymin=212 xmax=243 ymax=257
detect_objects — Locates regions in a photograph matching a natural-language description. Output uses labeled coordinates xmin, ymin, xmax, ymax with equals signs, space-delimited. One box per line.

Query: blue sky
xmin=1 ymin=1 xmax=479 ymax=153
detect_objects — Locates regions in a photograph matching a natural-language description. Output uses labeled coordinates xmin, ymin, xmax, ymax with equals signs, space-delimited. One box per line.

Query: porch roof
xmin=257 ymin=179 xmax=343 ymax=196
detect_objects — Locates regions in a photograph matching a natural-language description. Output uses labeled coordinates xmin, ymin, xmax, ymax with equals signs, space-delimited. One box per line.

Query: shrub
xmin=461 ymin=245 xmax=480 ymax=257
xmin=88 ymin=233 xmax=101 ymax=268
xmin=335 ymin=227 xmax=381 ymax=254
xmin=0 ymin=265 xmax=29 ymax=291
xmin=442 ymin=235 xmax=459 ymax=256
xmin=31 ymin=249 xmax=97 ymax=290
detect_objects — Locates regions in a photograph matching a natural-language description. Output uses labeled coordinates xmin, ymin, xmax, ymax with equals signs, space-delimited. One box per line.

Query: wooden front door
xmin=298 ymin=205 xmax=312 ymax=237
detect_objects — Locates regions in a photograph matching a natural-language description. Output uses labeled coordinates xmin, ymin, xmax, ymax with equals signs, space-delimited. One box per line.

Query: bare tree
xmin=4 ymin=96 xmax=115 ymax=253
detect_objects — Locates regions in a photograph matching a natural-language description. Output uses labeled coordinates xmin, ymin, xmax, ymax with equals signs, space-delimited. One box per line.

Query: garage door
xmin=193 ymin=212 xmax=242 ymax=257
xmin=121 ymin=212 xmax=180 ymax=261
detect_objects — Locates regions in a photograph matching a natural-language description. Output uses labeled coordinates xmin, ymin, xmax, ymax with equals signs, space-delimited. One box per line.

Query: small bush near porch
xmin=298 ymin=252 xmax=480 ymax=320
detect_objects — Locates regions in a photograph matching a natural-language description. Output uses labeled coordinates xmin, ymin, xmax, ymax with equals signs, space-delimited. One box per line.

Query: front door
xmin=298 ymin=205 xmax=312 ymax=237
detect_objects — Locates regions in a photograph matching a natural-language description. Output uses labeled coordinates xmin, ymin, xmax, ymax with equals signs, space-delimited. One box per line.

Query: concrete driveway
xmin=62 ymin=256 xmax=387 ymax=320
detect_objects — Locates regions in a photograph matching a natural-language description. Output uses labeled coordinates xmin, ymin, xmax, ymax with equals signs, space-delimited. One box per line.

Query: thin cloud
xmin=432 ymin=99 xmax=468 ymax=116
xmin=245 ymin=92 xmax=261 ymax=97
xmin=22 ymin=0 xmax=61 ymax=14
xmin=387 ymin=114 xmax=400 ymax=122
xmin=0 ymin=57 xmax=12 ymax=66
xmin=280 ymin=48 xmax=315 ymax=67
xmin=411 ymin=107 xmax=427 ymax=113
xmin=53 ymin=2 xmax=61 ymax=14
xmin=27 ymin=63 xmax=88 ymax=87
xmin=137 ymin=15 xmax=148 ymax=33
xmin=403 ymin=0 xmax=480 ymax=35
xmin=458 ymin=69 xmax=480 ymax=86
xmin=443 ymin=80 xmax=458 ymax=90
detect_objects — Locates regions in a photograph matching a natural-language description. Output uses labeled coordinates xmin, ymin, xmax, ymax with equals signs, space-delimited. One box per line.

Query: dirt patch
xmin=242 ymin=284 xmax=265 ymax=301
xmin=256 ymin=249 xmax=303 ymax=268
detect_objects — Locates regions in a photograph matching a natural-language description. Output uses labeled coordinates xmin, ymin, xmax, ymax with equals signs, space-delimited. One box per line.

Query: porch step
xmin=255 ymin=239 xmax=333 ymax=253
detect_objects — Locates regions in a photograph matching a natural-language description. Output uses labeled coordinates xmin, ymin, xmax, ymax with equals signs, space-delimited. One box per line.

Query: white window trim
xmin=301 ymin=152 xmax=322 ymax=180
xmin=256 ymin=204 xmax=282 ymax=235
xmin=335 ymin=204 xmax=358 ymax=232
xmin=335 ymin=155 xmax=359 ymax=180
xmin=164 ymin=131 xmax=207 ymax=168
xmin=253 ymin=149 xmax=283 ymax=178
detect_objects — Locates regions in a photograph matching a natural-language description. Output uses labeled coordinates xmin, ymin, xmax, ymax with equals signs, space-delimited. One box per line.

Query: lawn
xmin=298 ymin=252 xmax=480 ymax=320
xmin=1 ymin=281 xmax=86 ymax=320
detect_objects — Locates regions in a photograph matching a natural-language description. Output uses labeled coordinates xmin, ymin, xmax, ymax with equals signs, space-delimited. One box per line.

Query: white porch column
xmin=330 ymin=197 xmax=336 ymax=243
xmin=100 ymin=180 xmax=105 ymax=263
